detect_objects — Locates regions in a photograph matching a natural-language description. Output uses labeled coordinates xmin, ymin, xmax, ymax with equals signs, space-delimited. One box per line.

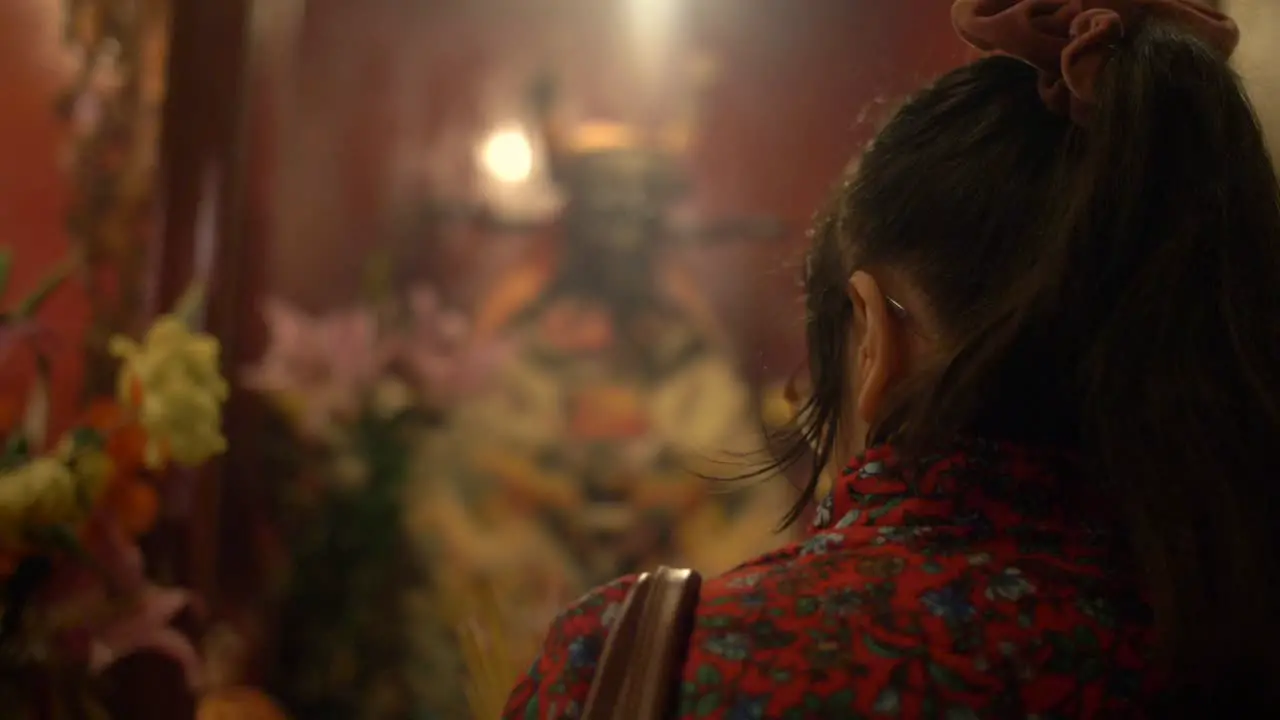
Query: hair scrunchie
xmin=951 ymin=0 xmax=1239 ymax=125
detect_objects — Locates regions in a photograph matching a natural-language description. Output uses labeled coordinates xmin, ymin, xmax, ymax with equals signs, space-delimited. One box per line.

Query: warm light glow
xmin=479 ymin=127 xmax=534 ymax=184
xmin=629 ymin=0 xmax=681 ymax=46
xmin=569 ymin=121 xmax=639 ymax=152
xmin=627 ymin=0 xmax=682 ymax=92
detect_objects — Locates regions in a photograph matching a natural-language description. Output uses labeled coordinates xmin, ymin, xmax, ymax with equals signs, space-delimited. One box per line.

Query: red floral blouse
xmin=504 ymin=441 xmax=1156 ymax=718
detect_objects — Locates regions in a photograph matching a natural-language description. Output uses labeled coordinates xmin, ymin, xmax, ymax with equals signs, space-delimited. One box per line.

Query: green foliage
xmin=170 ymin=283 xmax=207 ymax=329
xmin=0 ymin=435 xmax=32 ymax=474
xmin=268 ymin=409 xmax=429 ymax=720
xmin=0 ymin=249 xmax=13 ymax=301
xmin=11 ymin=253 xmax=79 ymax=321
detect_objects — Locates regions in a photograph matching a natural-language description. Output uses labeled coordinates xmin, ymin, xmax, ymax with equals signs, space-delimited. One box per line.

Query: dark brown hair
xmin=779 ymin=20 xmax=1280 ymax=709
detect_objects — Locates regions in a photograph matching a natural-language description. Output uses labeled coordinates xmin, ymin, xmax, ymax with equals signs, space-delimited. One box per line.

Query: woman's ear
xmin=847 ymin=271 xmax=905 ymax=426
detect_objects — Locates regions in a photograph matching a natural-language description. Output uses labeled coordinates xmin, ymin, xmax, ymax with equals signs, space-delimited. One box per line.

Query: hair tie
xmin=951 ymin=0 xmax=1240 ymax=125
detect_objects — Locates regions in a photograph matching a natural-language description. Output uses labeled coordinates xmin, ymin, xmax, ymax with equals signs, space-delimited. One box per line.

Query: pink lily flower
xmin=400 ymin=286 xmax=513 ymax=406
xmin=39 ymin=514 xmax=203 ymax=687
xmin=85 ymin=514 xmax=202 ymax=687
xmin=245 ymin=300 xmax=393 ymax=437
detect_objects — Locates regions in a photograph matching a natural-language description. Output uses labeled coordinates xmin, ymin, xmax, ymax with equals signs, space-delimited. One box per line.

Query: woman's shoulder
xmin=680 ymin=528 xmax=1153 ymax=717
xmin=504 ymin=524 xmax=1152 ymax=718
xmin=501 ymin=574 xmax=638 ymax=719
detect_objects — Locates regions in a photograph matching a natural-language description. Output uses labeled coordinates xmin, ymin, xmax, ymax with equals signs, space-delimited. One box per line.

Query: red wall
xmin=0 ymin=0 xmax=90 ymax=433
xmin=263 ymin=0 xmax=969 ymax=378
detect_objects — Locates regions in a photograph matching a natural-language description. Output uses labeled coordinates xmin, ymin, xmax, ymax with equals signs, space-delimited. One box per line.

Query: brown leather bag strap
xmin=581 ymin=567 xmax=702 ymax=720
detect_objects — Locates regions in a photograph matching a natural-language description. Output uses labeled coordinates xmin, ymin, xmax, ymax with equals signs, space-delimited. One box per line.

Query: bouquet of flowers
xmin=0 ymin=253 xmax=228 ymax=719
xmin=245 ymin=286 xmax=510 ymax=720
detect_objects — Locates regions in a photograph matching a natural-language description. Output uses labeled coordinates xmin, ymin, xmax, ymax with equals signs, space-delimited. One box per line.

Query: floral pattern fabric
xmin=504 ymin=440 xmax=1158 ymax=718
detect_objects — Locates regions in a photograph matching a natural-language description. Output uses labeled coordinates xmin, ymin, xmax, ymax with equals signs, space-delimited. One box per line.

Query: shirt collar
xmin=809 ymin=438 xmax=1091 ymax=536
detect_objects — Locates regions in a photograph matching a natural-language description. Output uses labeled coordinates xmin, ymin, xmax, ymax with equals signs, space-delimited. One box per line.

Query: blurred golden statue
xmin=407 ymin=67 xmax=790 ymax=718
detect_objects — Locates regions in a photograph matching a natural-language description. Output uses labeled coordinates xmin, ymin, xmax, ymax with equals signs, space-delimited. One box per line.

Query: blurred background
xmin=0 ymin=0 xmax=1273 ymax=718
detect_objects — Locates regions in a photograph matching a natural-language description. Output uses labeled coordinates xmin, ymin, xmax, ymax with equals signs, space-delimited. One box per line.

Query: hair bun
xmin=951 ymin=0 xmax=1240 ymax=125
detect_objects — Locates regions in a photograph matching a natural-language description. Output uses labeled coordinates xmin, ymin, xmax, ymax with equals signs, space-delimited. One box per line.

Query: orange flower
xmin=107 ymin=424 xmax=152 ymax=478
xmin=79 ymin=399 xmax=153 ymax=479
xmin=80 ymin=394 xmax=162 ymax=535
xmin=74 ymin=401 xmax=163 ymax=537
xmin=79 ymin=398 xmax=120 ymax=428
xmin=103 ymin=478 xmax=160 ymax=538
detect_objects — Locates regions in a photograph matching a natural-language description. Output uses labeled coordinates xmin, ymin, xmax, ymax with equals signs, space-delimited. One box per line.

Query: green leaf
xmin=13 ymin=254 xmax=78 ymax=320
xmin=694 ymin=692 xmax=720 ymax=717
xmin=698 ymin=614 xmax=734 ymax=629
xmin=171 ymin=282 xmax=207 ymax=328
xmin=0 ymin=249 xmax=12 ymax=299
xmin=927 ymin=661 xmax=971 ymax=691
xmin=867 ymin=496 xmax=904 ymax=522
xmin=795 ymin=596 xmax=820 ymax=616
xmin=0 ymin=434 xmax=30 ymax=471
xmin=66 ymin=426 xmax=106 ymax=451
xmin=694 ymin=663 xmax=721 ymax=686
xmin=678 ymin=687 xmax=698 ymax=716
xmin=826 ymin=688 xmax=856 ymax=709
xmin=863 ymin=632 xmax=911 ymax=659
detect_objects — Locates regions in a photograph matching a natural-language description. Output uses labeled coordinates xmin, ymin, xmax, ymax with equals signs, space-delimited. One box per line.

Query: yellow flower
xmin=72 ymin=450 xmax=114 ymax=489
xmin=110 ymin=316 xmax=230 ymax=469
xmin=56 ymin=439 xmax=115 ymax=503
xmin=0 ymin=458 xmax=82 ymax=546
